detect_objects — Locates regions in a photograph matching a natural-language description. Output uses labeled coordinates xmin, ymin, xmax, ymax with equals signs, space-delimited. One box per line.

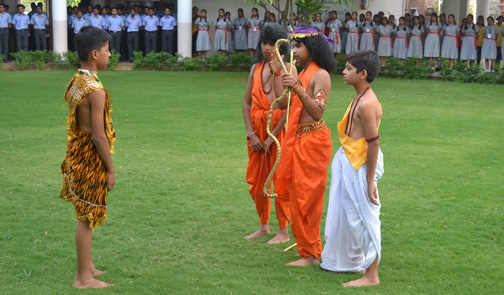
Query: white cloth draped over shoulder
xmin=320 ymin=147 xmax=384 ymax=272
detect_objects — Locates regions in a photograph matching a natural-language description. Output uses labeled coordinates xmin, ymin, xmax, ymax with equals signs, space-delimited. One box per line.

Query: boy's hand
xmin=368 ymin=181 xmax=379 ymax=206
xmin=282 ymin=72 xmax=298 ymax=88
xmin=263 ymin=136 xmax=274 ymax=153
xmin=107 ymin=171 xmax=115 ymax=191
xmin=268 ymin=54 xmax=283 ymax=74
xmin=249 ymin=134 xmax=264 ymax=153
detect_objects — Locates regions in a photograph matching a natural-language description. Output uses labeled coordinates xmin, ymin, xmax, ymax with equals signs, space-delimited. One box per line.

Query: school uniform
xmin=11 ymin=13 xmax=29 ymax=51
xmin=460 ymin=24 xmax=477 ymax=60
xmin=310 ymin=21 xmax=324 ymax=33
xmin=227 ymin=19 xmax=234 ymax=53
xmin=327 ymin=19 xmax=343 ymax=53
xmin=160 ymin=15 xmax=176 ymax=55
xmin=144 ymin=15 xmax=159 ymax=54
xmin=481 ymin=25 xmax=498 ymax=60
xmin=195 ymin=17 xmax=211 ymax=51
xmin=0 ymin=12 xmax=11 ymax=58
xmin=501 ymin=25 xmax=504 ymax=61
xmin=408 ymin=25 xmax=424 ymax=58
xmin=393 ymin=26 xmax=409 ymax=59
xmin=374 ymin=21 xmax=380 ymax=51
xmin=360 ymin=21 xmax=375 ymax=51
xmin=30 ymin=13 xmax=49 ymax=50
xmin=214 ymin=17 xmax=229 ymax=51
xmin=107 ymin=16 xmax=124 ymax=53
xmin=83 ymin=12 xmax=93 ymax=24
xmin=126 ymin=15 xmax=142 ymax=59
xmin=496 ymin=23 xmax=503 ymax=61
xmin=387 ymin=23 xmax=396 ymax=42
xmin=424 ymin=22 xmax=441 ymax=57
xmin=477 ymin=25 xmax=485 ymax=63
xmin=377 ymin=25 xmax=393 ymax=57
xmin=233 ymin=17 xmax=248 ymax=50
xmin=88 ymin=15 xmax=103 ymax=29
xmin=345 ymin=20 xmax=359 ymax=54
xmin=72 ymin=17 xmax=87 ymax=34
xmin=248 ymin=17 xmax=261 ymax=50
xmin=441 ymin=24 xmax=459 ymax=59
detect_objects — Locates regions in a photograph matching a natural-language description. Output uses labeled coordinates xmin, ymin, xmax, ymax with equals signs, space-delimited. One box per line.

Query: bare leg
xmin=249 ymin=49 xmax=254 ymax=57
xmin=286 ymin=255 xmax=320 ymax=266
xmin=244 ymin=223 xmax=270 ymax=239
xmin=343 ymin=257 xmax=380 ymax=287
xmin=450 ymin=59 xmax=454 ymax=68
xmin=267 ymin=226 xmax=290 ymax=244
xmin=73 ymin=220 xmax=112 ymax=289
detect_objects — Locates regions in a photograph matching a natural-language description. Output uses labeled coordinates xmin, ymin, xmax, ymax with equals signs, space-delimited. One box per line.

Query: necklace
xmin=261 ymin=61 xmax=273 ymax=94
xmin=78 ymin=69 xmax=103 ymax=87
xmin=346 ymin=86 xmax=370 ymax=136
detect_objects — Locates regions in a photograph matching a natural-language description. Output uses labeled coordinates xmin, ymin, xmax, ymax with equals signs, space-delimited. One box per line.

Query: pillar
xmin=177 ymin=0 xmax=192 ymax=58
xmin=476 ymin=0 xmax=490 ymax=17
xmin=52 ymin=0 xmax=67 ymax=55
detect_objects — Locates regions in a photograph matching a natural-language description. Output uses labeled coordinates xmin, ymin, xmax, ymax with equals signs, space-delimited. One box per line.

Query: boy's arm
xmin=283 ymin=70 xmax=330 ymax=121
xmin=242 ymin=64 xmax=263 ymax=153
xmin=360 ymin=98 xmax=380 ymax=205
xmin=88 ymin=90 xmax=115 ymax=191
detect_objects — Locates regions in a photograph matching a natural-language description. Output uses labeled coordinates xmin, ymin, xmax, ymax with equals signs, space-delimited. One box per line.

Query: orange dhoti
xmin=246 ymin=60 xmax=290 ymax=228
xmin=288 ymin=122 xmax=332 ymax=258
xmin=277 ymin=62 xmax=332 ymax=259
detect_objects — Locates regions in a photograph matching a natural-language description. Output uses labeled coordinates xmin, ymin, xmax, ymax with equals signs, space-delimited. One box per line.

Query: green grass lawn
xmin=0 ymin=70 xmax=503 ymax=295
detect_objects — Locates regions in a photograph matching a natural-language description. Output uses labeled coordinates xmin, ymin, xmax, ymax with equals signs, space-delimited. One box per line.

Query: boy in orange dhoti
xmin=60 ymin=26 xmax=116 ymax=289
xmin=243 ymin=24 xmax=291 ymax=244
xmin=275 ymin=26 xmax=337 ymax=266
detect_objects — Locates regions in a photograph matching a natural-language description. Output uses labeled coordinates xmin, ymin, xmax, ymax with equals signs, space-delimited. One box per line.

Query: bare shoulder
xmin=314 ymin=68 xmax=331 ymax=82
xmin=86 ymin=89 xmax=106 ymax=105
xmin=359 ymin=91 xmax=381 ymax=115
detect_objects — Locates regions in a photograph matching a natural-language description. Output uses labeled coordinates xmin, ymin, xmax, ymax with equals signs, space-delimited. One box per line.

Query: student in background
xmin=11 ymin=4 xmax=29 ymax=51
xmin=225 ymin=11 xmax=234 ymax=54
xmin=377 ymin=17 xmax=393 ymax=65
xmin=393 ymin=17 xmax=409 ymax=61
xmin=30 ymin=5 xmax=49 ymax=51
xmin=359 ymin=11 xmax=375 ymax=51
xmin=248 ymin=8 xmax=262 ymax=57
xmin=345 ymin=12 xmax=360 ymax=54
xmin=311 ymin=13 xmax=325 ymax=34
xmin=126 ymin=7 xmax=142 ymax=62
xmin=233 ymin=8 xmax=248 ymax=52
xmin=214 ymin=8 xmax=230 ymax=56
xmin=143 ymin=7 xmax=159 ymax=54
xmin=195 ymin=9 xmax=210 ymax=60
xmin=476 ymin=15 xmax=485 ymax=63
xmin=424 ymin=12 xmax=441 ymax=68
xmin=481 ymin=16 xmax=498 ymax=72
xmin=0 ymin=3 xmax=12 ymax=60
xmin=327 ymin=10 xmax=343 ymax=60
xmin=107 ymin=7 xmax=124 ymax=54
xmin=408 ymin=16 xmax=424 ymax=60
xmin=441 ymin=14 xmax=460 ymax=68
xmin=496 ymin=16 xmax=503 ymax=62
xmin=160 ymin=7 xmax=176 ymax=55
xmin=341 ymin=12 xmax=351 ymax=53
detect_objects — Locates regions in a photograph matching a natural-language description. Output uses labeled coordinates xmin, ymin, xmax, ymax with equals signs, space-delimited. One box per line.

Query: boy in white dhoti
xmin=320 ymin=50 xmax=383 ymax=287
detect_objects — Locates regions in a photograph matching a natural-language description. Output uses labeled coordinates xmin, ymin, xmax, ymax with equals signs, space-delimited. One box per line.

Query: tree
xmin=245 ymin=0 xmax=353 ymax=24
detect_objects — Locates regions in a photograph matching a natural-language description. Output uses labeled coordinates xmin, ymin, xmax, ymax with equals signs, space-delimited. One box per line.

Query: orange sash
xmin=276 ymin=62 xmax=321 ymax=186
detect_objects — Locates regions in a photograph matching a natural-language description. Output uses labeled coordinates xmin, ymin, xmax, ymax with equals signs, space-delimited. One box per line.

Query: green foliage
xmin=205 ymin=54 xmax=229 ymax=71
xmin=402 ymin=58 xmax=435 ymax=79
xmin=10 ymin=51 xmax=32 ymax=70
xmin=132 ymin=51 xmax=146 ymax=69
xmin=474 ymin=72 xmax=498 ymax=84
xmin=64 ymin=51 xmax=80 ymax=68
xmin=107 ymin=50 xmax=122 ymax=69
xmin=229 ymin=51 xmax=253 ymax=68
xmin=179 ymin=57 xmax=201 ymax=71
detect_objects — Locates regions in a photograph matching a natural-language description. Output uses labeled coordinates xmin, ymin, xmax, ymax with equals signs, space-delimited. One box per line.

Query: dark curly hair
xmin=253 ymin=23 xmax=288 ymax=63
xmin=293 ymin=25 xmax=336 ymax=73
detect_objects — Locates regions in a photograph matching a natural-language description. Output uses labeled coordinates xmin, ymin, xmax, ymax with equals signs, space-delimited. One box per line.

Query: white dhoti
xmin=320 ymin=147 xmax=384 ymax=272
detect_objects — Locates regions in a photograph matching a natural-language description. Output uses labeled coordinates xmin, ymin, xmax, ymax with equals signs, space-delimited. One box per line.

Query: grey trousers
xmin=109 ymin=31 xmax=121 ymax=53
xmin=145 ymin=31 xmax=157 ymax=54
xmin=16 ymin=29 xmax=28 ymax=51
xmin=34 ymin=29 xmax=47 ymax=50
xmin=127 ymin=31 xmax=139 ymax=59
xmin=162 ymin=30 xmax=174 ymax=55
xmin=0 ymin=28 xmax=8 ymax=57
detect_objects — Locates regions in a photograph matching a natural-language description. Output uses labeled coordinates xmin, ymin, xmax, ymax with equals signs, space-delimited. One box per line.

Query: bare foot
xmin=91 ymin=268 xmax=106 ymax=277
xmin=267 ymin=231 xmax=289 ymax=244
xmin=73 ymin=278 xmax=113 ymax=289
xmin=286 ymin=256 xmax=320 ymax=266
xmin=244 ymin=225 xmax=270 ymax=239
xmin=343 ymin=276 xmax=380 ymax=287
